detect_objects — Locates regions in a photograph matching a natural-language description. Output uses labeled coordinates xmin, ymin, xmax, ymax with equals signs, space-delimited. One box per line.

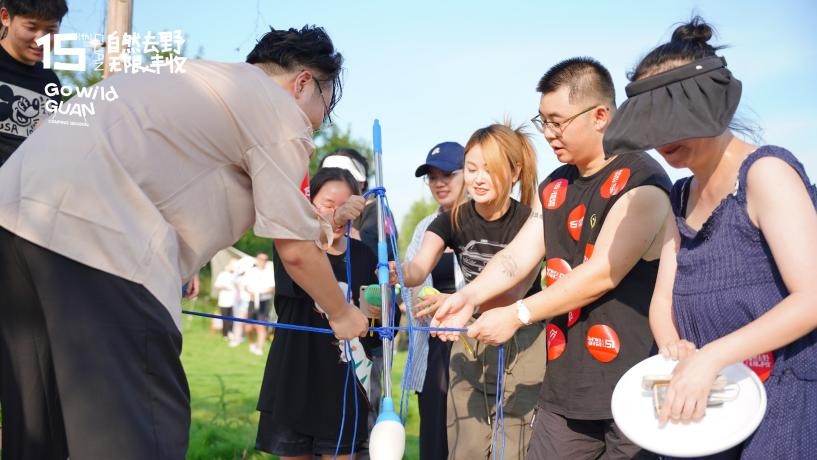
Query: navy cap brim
xmin=414 ymin=160 xmax=460 ymax=177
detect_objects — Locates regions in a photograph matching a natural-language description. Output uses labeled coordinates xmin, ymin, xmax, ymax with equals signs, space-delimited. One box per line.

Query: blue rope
xmin=491 ymin=345 xmax=506 ymax=460
xmin=335 ymin=341 xmax=352 ymax=459
xmin=362 ymin=184 xmax=417 ymax=422
xmin=362 ymin=186 xmax=385 ymax=200
xmin=335 ymin=222 xmax=358 ymax=459
xmin=383 ymin=194 xmax=419 ymax=421
xmin=181 ymin=310 xmax=466 ymax=334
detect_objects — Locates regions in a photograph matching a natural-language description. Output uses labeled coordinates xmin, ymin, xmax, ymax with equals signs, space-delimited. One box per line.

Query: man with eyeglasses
xmin=432 ymin=57 xmax=672 ymax=459
xmin=0 ymin=25 xmax=367 ymax=458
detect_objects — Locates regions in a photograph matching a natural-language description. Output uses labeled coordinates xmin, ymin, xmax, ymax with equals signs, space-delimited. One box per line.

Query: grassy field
xmin=182 ymin=297 xmax=420 ymax=459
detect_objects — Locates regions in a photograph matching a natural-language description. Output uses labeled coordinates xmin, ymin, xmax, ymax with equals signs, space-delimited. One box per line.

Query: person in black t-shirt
xmin=255 ymin=167 xmax=377 ymax=459
xmin=433 ymin=58 xmax=672 ymax=460
xmin=317 ymin=147 xmax=401 ymax=447
xmin=0 ymin=0 xmax=66 ymax=166
xmin=402 ymin=141 xmax=466 ymax=460
xmin=401 ymin=123 xmax=547 ymax=460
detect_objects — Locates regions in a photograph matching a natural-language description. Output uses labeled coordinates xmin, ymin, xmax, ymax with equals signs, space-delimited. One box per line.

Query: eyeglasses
xmin=313 ymin=78 xmax=334 ymax=130
xmin=423 ymin=170 xmax=461 ymax=185
xmin=531 ymin=105 xmax=599 ymax=135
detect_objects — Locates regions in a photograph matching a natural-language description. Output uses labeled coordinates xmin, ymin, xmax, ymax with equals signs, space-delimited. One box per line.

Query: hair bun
xmin=671 ymin=16 xmax=713 ymax=44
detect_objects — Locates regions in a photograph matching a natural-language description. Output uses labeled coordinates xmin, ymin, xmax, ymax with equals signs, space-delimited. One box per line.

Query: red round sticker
xmin=743 ymin=352 xmax=774 ymax=382
xmin=567 ymin=204 xmax=586 ymax=241
xmin=545 ymin=258 xmax=572 ymax=287
xmin=600 ymin=168 xmax=631 ymax=199
xmin=583 ymin=243 xmax=595 ymax=262
xmin=542 ymin=178 xmax=568 ymax=210
xmin=300 ymin=173 xmax=311 ymax=199
xmin=567 ymin=308 xmax=581 ymax=327
xmin=546 ymin=323 xmax=566 ymax=361
xmin=586 ymin=324 xmax=621 ymax=363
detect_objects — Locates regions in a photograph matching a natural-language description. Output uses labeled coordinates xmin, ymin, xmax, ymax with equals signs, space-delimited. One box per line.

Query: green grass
xmin=181 ymin=297 xmax=420 ymax=459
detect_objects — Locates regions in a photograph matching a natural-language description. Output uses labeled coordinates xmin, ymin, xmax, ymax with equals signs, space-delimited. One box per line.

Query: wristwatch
xmin=516 ymin=299 xmax=532 ymax=326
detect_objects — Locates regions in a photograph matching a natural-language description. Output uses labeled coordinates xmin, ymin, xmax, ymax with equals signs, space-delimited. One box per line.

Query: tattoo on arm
xmin=500 ymin=254 xmax=518 ymax=279
xmin=529 ymin=211 xmax=543 ymax=220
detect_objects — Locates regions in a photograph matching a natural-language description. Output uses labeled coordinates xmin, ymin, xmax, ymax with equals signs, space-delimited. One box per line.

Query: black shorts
xmin=526 ymin=406 xmax=657 ymax=460
xmin=248 ymin=298 xmax=271 ymax=322
xmin=255 ymin=411 xmax=364 ymax=456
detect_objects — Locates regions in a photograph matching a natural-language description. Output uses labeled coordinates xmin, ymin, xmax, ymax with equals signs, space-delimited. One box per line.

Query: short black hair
xmin=310 ymin=167 xmax=360 ymax=203
xmin=629 ymin=16 xmax=724 ymax=81
xmin=536 ymin=57 xmax=615 ymax=108
xmin=2 ymin=0 xmax=68 ymax=21
xmin=247 ymin=25 xmax=343 ymax=114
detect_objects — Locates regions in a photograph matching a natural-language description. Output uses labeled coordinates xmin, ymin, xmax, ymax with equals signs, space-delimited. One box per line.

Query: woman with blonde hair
xmin=400 ymin=122 xmax=547 ymax=459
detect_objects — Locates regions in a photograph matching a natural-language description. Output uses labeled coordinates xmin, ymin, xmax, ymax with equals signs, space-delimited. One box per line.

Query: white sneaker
xmin=229 ymin=339 xmax=241 ymax=348
xmin=250 ymin=344 xmax=263 ymax=356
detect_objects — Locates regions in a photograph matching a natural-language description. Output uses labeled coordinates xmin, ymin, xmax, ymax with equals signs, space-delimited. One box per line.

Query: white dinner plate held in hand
xmin=611 ymin=354 xmax=767 ymax=458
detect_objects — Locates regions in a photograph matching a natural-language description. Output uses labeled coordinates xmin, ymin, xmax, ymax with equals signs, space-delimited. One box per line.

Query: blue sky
xmin=62 ymin=1 xmax=817 ymax=224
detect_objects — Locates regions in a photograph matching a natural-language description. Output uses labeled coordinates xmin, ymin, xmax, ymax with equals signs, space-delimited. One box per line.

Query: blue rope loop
xmin=362 ymin=186 xmax=385 ymax=200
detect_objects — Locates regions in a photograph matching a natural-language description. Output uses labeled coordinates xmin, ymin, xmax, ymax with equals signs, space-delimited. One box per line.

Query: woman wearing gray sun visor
xmin=605 ymin=16 xmax=817 ymax=459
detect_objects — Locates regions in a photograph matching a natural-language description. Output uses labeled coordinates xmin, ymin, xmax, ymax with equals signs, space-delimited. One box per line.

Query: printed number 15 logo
xmin=34 ymin=33 xmax=86 ymax=72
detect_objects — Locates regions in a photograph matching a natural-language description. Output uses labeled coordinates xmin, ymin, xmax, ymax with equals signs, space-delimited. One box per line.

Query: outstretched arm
xmin=466 ymin=185 xmax=670 ymax=344
xmin=428 ymin=207 xmax=546 ymax=326
xmin=275 ymin=239 xmax=368 ymax=339
xmin=401 ymin=231 xmax=446 ymax=287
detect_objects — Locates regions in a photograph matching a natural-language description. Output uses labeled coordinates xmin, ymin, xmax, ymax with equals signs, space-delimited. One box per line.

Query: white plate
xmin=611 ymin=354 xmax=767 ymax=458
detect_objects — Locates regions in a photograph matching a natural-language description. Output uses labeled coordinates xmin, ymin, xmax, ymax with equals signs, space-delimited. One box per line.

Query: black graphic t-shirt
xmin=427 ymin=199 xmax=541 ymax=298
xmin=0 ymin=44 xmax=61 ymax=166
xmin=258 ymin=238 xmax=377 ymax=442
xmin=538 ymin=152 xmax=671 ymax=419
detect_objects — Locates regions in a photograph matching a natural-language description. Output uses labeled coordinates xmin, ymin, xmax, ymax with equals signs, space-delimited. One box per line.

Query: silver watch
xmin=516 ymin=299 xmax=532 ymax=326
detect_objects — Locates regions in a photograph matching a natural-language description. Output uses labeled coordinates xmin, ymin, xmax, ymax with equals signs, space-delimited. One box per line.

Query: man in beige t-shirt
xmin=0 ymin=25 xmax=367 ymax=459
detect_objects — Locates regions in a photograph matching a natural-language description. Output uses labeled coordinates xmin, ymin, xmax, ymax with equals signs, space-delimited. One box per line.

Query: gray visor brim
xmin=603 ymin=56 xmax=742 ymax=156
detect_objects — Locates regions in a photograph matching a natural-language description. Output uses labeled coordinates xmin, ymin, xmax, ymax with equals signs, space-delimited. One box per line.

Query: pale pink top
xmin=0 ymin=60 xmax=326 ymax=329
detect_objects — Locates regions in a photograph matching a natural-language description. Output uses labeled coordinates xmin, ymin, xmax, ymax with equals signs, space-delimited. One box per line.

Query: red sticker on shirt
xmin=545 ymin=258 xmax=572 ymax=287
xmin=586 ymin=324 xmax=620 ymax=363
xmin=600 ymin=168 xmax=631 ymax=199
xmin=546 ymin=323 xmax=566 ymax=361
xmin=584 ymin=243 xmax=595 ymax=262
xmin=567 ymin=204 xmax=586 ymax=241
xmin=567 ymin=308 xmax=581 ymax=327
xmin=300 ymin=173 xmax=311 ymax=199
xmin=542 ymin=178 xmax=568 ymax=210
xmin=744 ymin=352 xmax=774 ymax=382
